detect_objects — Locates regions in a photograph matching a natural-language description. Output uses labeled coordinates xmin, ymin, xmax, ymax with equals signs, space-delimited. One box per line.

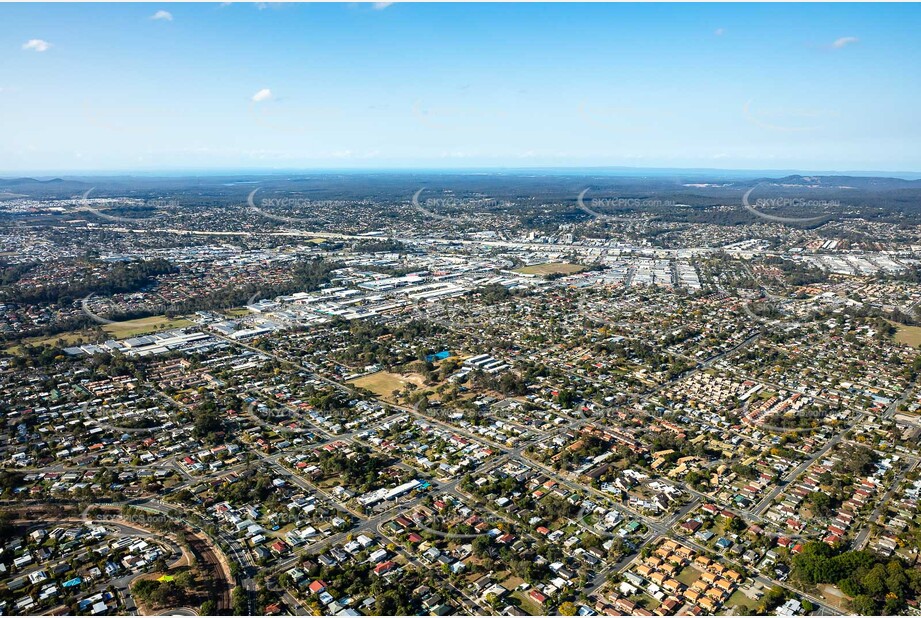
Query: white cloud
xmin=714 ymin=28 xmax=725 ymax=36
xmin=373 ymin=2 xmax=393 ymax=9
xmin=252 ymin=88 xmax=273 ymax=102
xmin=832 ymin=36 xmax=859 ymax=49
xmin=22 ymin=39 xmax=52 ymax=52
xmin=151 ymin=10 xmax=173 ymax=21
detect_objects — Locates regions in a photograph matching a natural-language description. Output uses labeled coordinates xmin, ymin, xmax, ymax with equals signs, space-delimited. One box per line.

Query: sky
xmin=1 ymin=2 xmax=920 ymax=174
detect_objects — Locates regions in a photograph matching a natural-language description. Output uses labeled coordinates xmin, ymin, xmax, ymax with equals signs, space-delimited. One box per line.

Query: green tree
xmin=558 ymin=601 xmax=578 ymax=616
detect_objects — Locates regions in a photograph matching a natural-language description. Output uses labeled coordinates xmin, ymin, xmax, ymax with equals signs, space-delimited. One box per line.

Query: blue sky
xmin=2 ymin=2 xmax=920 ymax=174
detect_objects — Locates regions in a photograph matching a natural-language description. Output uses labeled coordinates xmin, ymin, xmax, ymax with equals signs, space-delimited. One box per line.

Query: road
xmin=851 ymin=458 xmax=917 ymax=550
xmin=751 ymin=432 xmax=846 ymax=516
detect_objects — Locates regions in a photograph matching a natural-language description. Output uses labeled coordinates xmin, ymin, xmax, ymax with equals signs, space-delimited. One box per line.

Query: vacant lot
xmin=350 ymin=371 xmax=427 ymax=400
xmin=676 ymin=565 xmax=702 ymax=587
xmin=102 ymin=315 xmax=193 ymax=338
xmin=515 ymin=262 xmax=586 ymax=276
xmin=816 ymin=583 xmax=850 ymax=612
xmin=726 ymin=589 xmax=759 ymax=614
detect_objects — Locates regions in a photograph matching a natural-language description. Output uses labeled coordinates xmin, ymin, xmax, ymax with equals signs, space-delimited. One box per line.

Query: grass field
xmin=224 ymin=307 xmax=253 ymax=317
xmin=101 ymin=315 xmax=193 ymax=338
xmin=889 ymin=321 xmax=921 ymax=348
xmin=5 ymin=331 xmax=90 ymax=354
xmin=350 ymin=371 xmax=427 ymax=400
xmin=514 ymin=262 xmax=586 ymax=276
xmin=5 ymin=315 xmax=192 ymax=354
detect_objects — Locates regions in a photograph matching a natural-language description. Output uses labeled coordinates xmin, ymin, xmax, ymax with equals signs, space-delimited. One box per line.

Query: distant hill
xmin=0 ymin=172 xmax=918 ymax=217
xmin=753 ymin=175 xmax=921 ymax=191
xmin=0 ymin=177 xmax=92 ymax=198
xmin=0 ymin=177 xmax=69 ymax=185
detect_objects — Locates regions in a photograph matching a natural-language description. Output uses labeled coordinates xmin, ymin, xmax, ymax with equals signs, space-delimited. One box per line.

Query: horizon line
xmin=4 ymin=164 xmax=921 ymax=181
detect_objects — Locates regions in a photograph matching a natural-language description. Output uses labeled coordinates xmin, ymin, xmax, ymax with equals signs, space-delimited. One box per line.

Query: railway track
xmin=187 ymin=536 xmax=232 ymax=613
